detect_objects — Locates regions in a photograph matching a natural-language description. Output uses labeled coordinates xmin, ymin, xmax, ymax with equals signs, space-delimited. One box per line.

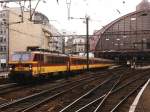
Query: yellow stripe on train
xmin=32 ymin=66 xmax=67 ymax=76
xmin=31 ymin=64 xmax=113 ymax=76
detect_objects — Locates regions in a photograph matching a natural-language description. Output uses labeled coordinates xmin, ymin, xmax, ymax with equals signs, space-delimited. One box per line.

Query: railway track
xmin=59 ymin=68 xmax=131 ymax=112
xmin=0 ymin=83 xmax=31 ymax=96
xmin=22 ymin=67 xmax=128 ymax=112
xmin=0 ymin=71 xmax=9 ymax=83
xmin=0 ymin=67 xmax=126 ymax=112
xmin=62 ymin=69 xmax=150 ymax=112
xmin=0 ymin=83 xmax=17 ymax=89
xmin=0 ymin=74 xmax=107 ymax=112
xmin=0 ymin=70 xmax=109 ymax=99
xmin=0 ymin=82 xmax=26 ymax=96
xmin=0 ymin=83 xmax=17 ymax=104
xmin=0 ymin=66 xmax=124 ymax=99
xmin=94 ymin=74 xmax=149 ymax=112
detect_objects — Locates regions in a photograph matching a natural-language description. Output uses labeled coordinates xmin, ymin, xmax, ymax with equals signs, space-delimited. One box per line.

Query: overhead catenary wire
xmin=0 ymin=1 xmax=101 ymax=39
xmin=8 ymin=27 xmax=100 ymax=38
xmin=2 ymin=0 xmax=47 ymax=22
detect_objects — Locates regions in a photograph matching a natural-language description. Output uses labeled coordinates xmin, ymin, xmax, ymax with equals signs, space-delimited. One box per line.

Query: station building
xmin=0 ymin=8 xmax=63 ymax=70
xmin=90 ymin=0 xmax=150 ymax=62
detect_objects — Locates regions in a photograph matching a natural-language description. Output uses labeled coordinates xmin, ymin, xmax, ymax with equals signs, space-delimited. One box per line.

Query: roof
xmin=95 ymin=9 xmax=150 ymax=50
xmin=136 ymin=0 xmax=150 ymax=11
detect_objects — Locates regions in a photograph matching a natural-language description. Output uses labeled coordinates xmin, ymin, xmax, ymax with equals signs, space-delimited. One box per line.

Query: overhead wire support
xmin=66 ymin=0 xmax=71 ymax=20
xmin=29 ymin=0 xmax=32 ymax=21
xmin=30 ymin=0 xmax=41 ymax=21
xmin=0 ymin=0 xmax=43 ymax=22
xmin=86 ymin=16 xmax=89 ymax=71
xmin=69 ymin=16 xmax=90 ymax=71
xmin=18 ymin=1 xmax=25 ymax=22
xmin=0 ymin=0 xmax=32 ymax=3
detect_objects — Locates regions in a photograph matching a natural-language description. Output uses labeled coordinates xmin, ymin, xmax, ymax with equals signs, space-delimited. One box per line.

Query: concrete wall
xmin=8 ymin=8 xmax=49 ymax=57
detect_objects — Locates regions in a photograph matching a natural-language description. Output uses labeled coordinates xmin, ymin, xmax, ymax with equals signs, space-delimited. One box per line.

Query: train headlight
xmin=29 ymin=65 xmax=32 ymax=70
xmin=9 ymin=67 xmax=12 ymax=70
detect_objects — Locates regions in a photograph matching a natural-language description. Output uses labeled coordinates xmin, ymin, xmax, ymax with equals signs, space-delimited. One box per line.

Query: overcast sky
xmin=3 ymin=0 xmax=144 ymax=34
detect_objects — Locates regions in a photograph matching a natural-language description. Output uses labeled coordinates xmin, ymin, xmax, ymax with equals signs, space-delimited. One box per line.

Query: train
xmin=8 ymin=51 xmax=114 ymax=82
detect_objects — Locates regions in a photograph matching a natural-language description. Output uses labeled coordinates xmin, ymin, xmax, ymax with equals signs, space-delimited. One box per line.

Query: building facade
xmin=65 ymin=36 xmax=86 ymax=54
xmin=0 ymin=10 xmax=9 ymax=70
xmin=0 ymin=8 xmax=63 ymax=70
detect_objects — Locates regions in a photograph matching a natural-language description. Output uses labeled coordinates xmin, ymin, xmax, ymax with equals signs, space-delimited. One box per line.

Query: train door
xmin=34 ymin=53 xmax=43 ymax=75
xmin=67 ymin=57 xmax=70 ymax=72
xmin=37 ymin=62 xmax=41 ymax=75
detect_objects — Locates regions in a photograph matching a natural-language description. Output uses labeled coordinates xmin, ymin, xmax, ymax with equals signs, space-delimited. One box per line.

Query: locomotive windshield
xmin=11 ymin=52 xmax=32 ymax=61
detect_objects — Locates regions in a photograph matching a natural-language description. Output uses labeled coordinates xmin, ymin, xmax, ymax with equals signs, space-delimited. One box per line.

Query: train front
xmin=8 ymin=52 xmax=36 ymax=82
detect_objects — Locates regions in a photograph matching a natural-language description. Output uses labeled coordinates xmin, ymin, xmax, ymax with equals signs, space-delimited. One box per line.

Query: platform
xmin=129 ymin=79 xmax=150 ymax=112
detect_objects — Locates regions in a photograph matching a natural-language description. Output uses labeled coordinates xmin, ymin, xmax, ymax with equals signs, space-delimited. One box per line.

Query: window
xmin=3 ymin=30 xmax=6 ymax=34
xmin=2 ymin=19 xmax=6 ymax=22
xmin=3 ymin=21 xmax=7 ymax=25
xmin=2 ymin=13 xmax=5 ymax=17
xmin=0 ymin=30 xmax=2 ymax=34
xmin=80 ymin=40 xmax=82 ymax=43
xmin=3 ymin=38 xmax=6 ymax=42
xmin=0 ymin=37 xmax=2 ymax=42
xmin=12 ymin=53 xmax=32 ymax=61
xmin=46 ymin=56 xmax=52 ymax=64
xmin=0 ymin=46 xmax=2 ymax=51
xmin=3 ymin=46 xmax=6 ymax=51
xmin=34 ymin=54 xmax=44 ymax=62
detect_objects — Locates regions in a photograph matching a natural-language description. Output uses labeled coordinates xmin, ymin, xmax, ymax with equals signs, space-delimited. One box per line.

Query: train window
xmin=12 ymin=54 xmax=21 ymax=61
xmin=77 ymin=59 xmax=80 ymax=65
xmin=45 ymin=55 xmax=53 ymax=64
xmin=55 ymin=57 xmax=59 ymax=64
xmin=82 ymin=59 xmax=85 ymax=64
xmin=51 ymin=56 xmax=55 ymax=64
xmin=59 ymin=56 xmax=67 ymax=64
xmin=72 ymin=58 xmax=86 ymax=65
xmin=89 ymin=60 xmax=91 ymax=64
xmin=83 ymin=59 xmax=86 ymax=64
xmin=22 ymin=54 xmax=31 ymax=61
xmin=78 ymin=59 xmax=81 ymax=64
xmin=76 ymin=59 xmax=78 ymax=64
xmin=59 ymin=57 xmax=63 ymax=64
xmin=49 ymin=56 xmax=65 ymax=65
xmin=71 ymin=58 xmax=76 ymax=65
xmin=34 ymin=54 xmax=44 ymax=62
xmin=12 ymin=53 xmax=31 ymax=61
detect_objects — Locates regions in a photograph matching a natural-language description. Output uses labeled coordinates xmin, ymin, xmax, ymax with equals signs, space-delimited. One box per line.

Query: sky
xmin=1 ymin=0 xmax=144 ymax=34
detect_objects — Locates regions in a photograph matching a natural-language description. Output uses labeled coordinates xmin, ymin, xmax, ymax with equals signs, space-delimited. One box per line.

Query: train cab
xmin=8 ymin=52 xmax=37 ymax=81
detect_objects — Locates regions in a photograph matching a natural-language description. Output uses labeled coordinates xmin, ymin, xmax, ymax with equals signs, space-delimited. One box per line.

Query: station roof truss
xmin=93 ymin=9 xmax=150 ymax=60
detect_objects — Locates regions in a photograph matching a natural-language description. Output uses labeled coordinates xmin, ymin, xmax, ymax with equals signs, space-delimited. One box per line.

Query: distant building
xmin=136 ymin=0 xmax=150 ymax=10
xmin=0 ymin=8 xmax=63 ymax=70
xmin=65 ymin=36 xmax=86 ymax=54
xmin=0 ymin=10 xmax=9 ymax=70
